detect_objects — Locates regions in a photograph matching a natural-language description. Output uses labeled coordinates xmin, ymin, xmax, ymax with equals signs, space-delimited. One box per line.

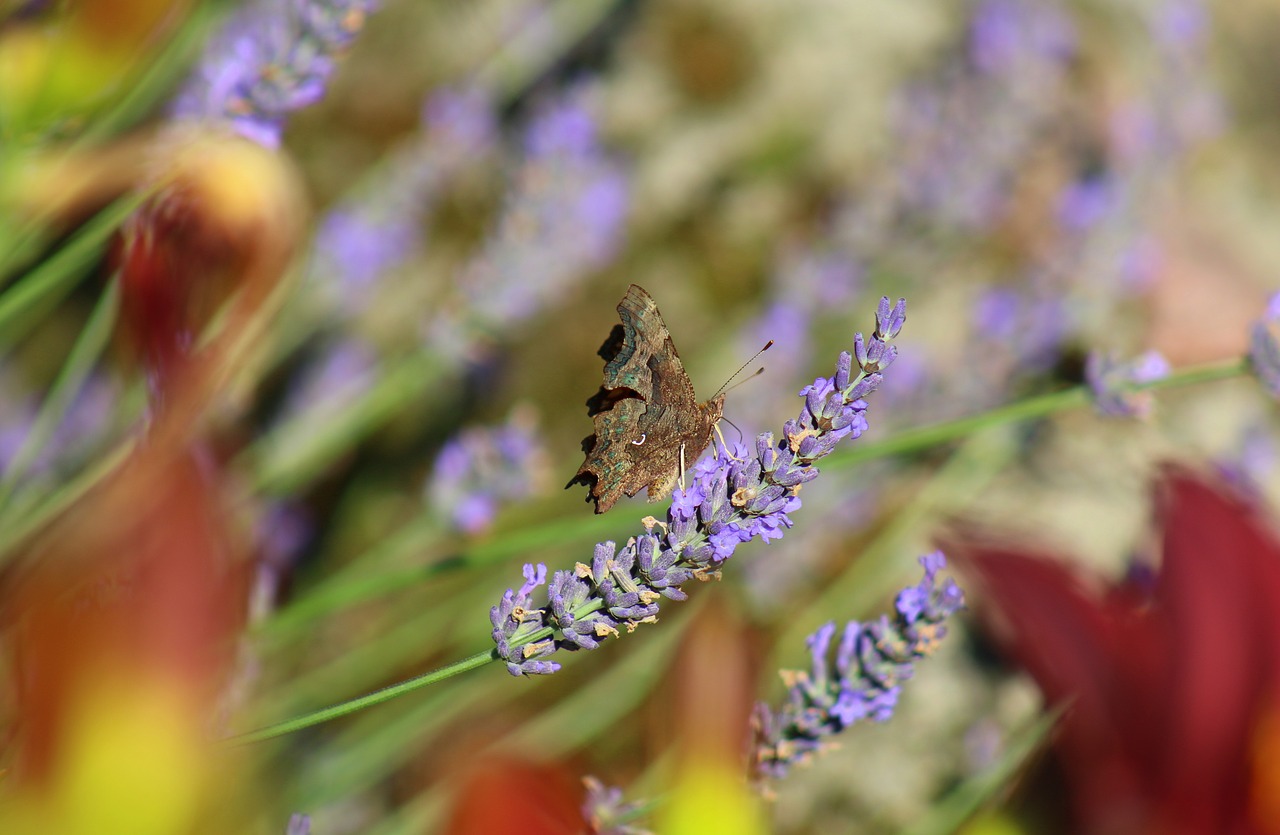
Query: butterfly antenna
xmin=721 ymin=415 xmax=745 ymax=443
xmin=712 ymin=340 xmax=773 ymax=398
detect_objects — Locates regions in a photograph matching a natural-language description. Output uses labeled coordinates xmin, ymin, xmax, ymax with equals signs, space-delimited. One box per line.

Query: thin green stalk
xmin=259 ymin=513 xmax=445 ymax=637
xmin=261 ymin=357 xmax=1254 ymax=639
xmin=478 ymin=0 xmax=620 ymax=101
xmin=0 ymin=193 xmax=145 ymax=348
xmin=0 ymin=435 xmax=136 ymax=563
xmin=900 ymin=708 xmax=1062 ymax=835
xmin=245 ymin=351 xmax=450 ymax=496
xmin=328 ymin=608 xmax=695 ymax=833
xmin=1142 ymin=357 xmax=1248 ymax=390
xmin=254 ymin=580 xmax=482 ymax=720
xmin=829 ymin=356 xmax=1247 ymax=471
xmin=261 ymin=505 xmax=621 ymax=638
xmin=0 ymin=279 xmax=119 ymax=508
xmin=774 ymin=426 xmax=1017 ymax=657
xmin=225 ymin=648 xmax=499 ymax=746
xmin=74 ymin=4 xmax=221 ymax=144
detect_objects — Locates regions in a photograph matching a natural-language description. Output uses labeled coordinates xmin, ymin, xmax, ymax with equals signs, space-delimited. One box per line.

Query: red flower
xmin=116 ymin=129 xmax=304 ymax=397
xmin=947 ymin=466 xmax=1280 ymax=835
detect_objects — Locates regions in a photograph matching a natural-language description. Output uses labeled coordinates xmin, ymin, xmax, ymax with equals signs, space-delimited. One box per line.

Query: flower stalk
xmin=491 ymin=297 xmax=907 ymax=675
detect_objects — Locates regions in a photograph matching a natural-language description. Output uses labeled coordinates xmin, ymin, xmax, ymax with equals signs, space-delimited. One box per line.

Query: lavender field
xmin=1 ymin=1 xmax=1278 ymax=833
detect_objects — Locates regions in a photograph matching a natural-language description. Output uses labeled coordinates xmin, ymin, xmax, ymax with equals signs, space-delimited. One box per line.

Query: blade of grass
xmin=260 ymin=505 xmax=622 ymax=639
xmin=74 ymin=3 xmax=223 ymax=144
xmin=0 ymin=434 xmax=136 ymax=564
xmin=900 ymin=708 xmax=1061 ymax=835
xmin=294 ymin=604 xmax=695 ymax=816
xmin=244 ymin=351 xmax=451 ymax=495
xmin=0 ymin=193 xmax=144 ymax=348
xmin=774 ymin=426 xmax=1017 ymax=657
xmin=0 ymin=278 xmax=119 ymax=508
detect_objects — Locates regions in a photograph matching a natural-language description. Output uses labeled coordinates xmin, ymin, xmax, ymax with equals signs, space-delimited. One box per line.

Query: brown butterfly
xmin=567 ymin=284 xmax=725 ymax=514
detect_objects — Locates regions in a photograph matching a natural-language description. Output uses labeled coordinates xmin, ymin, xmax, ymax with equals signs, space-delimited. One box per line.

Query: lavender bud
xmin=1085 ymin=350 xmax=1171 ymax=418
xmin=1249 ymin=293 xmax=1280 ymax=398
xmin=875 ymin=297 xmax=907 ymax=340
xmin=834 ymin=350 xmax=854 ymax=391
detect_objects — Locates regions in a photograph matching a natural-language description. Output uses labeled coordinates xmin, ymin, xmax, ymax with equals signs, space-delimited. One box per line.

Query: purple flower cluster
xmin=276 ymin=338 xmax=377 ymax=423
xmin=881 ymin=0 xmax=1076 ymax=234
xmin=426 ymin=408 xmax=550 ymax=535
xmin=172 ymin=0 xmax=378 ymax=147
xmin=1249 ymin=292 xmax=1280 ymax=399
xmin=490 ymin=298 xmax=906 ymax=676
xmin=310 ymin=87 xmax=497 ymax=312
xmin=581 ymin=777 xmax=650 ymax=835
xmin=1084 ymin=349 xmax=1172 ymax=418
xmin=750 ymin=551 xmax=964 ymax=780
xmin=454 ymin=94 xmax=630 ymax=327
xmin=0 ymin=367 xmax=118 ymax=482
xmin=285 ymin=813 xmax=311 ymax=835
xmin=731 ymin=245 xmax=863 ymax=432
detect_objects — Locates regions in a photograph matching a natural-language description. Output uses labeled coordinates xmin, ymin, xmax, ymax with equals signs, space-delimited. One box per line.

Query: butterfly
xmin=567 ymin=284 xmax=725 ymax=514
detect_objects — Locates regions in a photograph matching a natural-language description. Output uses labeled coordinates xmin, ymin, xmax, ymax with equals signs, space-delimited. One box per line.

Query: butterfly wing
xmin=569 ymin=285 xmax=707 ymax=513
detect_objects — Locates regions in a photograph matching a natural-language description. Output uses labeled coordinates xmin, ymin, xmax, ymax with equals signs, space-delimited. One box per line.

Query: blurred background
xmin=1 ymin=0 xmax=1278 ymax=833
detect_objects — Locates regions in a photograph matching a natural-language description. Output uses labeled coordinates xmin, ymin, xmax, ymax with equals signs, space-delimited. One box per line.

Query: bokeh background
xmin=1 ymin=0 xmax=1278 ymax=833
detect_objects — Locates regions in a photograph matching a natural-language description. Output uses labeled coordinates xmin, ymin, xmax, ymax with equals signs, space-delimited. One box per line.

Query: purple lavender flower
xmin=248 ymin=501 xmax=313 ymax=622
xmin=750 ymin=551 xmax=964 ymax=780
xmin=172 ymin=0 xmax=378 ymax=147
xmin=1217 ymin=423 xmax=1278 ymax=497
xmin=1249 ymin=292 xmax=1280 ymax=399
xmin=285 ymin=813 xmax=311 ymax=835
xmin=1085 ymin=349 xmax=1172 ymax=418
xmin=581 ymin=777 xmax=651 ymax=835
xmin=968 ymin=0 xmax=1076 ymax=75
xmin=729 ymin=246 xmax=862 ymax=432
xmin=450 ymin=93 xmax=630 ymax=327
xmin=277 ymin=338 xmax=377 ymax=423
xmin=490 ymin=563 xmax=559 ymax=676
xmin=880 ymin=0 xmax=1079 ymax=232
xmin=315 ymin=209 xmax=419 ymax=303
xmin=426 ymin=407 xmax=550 ymax=535
xmin=1152 ymin=0 xmax=1208 ymax=51
xmin=1057 ymin=175 xmax=1116 ymax=232
xmin=310 ymin=86 xmax=497 ymax=312
xmin=489 ymin=298 xmax=906 ymax=676
xmin=0 ymin=369 xmax=118 ymax=480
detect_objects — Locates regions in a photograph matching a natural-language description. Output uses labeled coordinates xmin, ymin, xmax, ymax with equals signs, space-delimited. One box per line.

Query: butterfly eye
xmin=631 ymin=434 xmax=647 ymax=446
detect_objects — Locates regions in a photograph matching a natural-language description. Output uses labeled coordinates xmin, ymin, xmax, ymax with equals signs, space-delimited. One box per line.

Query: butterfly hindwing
xmin=569 ymin=285 xmax=726 ymax=514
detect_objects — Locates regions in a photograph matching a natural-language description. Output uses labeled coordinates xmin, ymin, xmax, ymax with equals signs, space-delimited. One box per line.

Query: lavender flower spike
xmin=490 ymin=298 xmax=907 ymax=676
xmin=426 ymin=407 xmax=550 ymax=535
xmin=581 ymin=777 xmax=653 ymax=835
xmin=1085 ymin=349 xmax=1171 ymax=418
xmin=1249 ymin=292 xmax=1280 ymax=399
xmin=172 ymin=0 xmax=378 ymax=148
xmin=286 ymin=813 xmax=311 ymax=835
xmin=751 ymin=552 xmax=964 ymax=780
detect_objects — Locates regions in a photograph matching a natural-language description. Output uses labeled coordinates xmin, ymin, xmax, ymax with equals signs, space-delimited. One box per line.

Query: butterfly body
xmin=568 ymin=285 xmax=724 ymax=514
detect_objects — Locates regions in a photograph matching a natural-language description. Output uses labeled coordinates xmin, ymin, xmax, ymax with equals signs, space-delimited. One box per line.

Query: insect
xmin=567 ymin=285 xmax=726 ymax=514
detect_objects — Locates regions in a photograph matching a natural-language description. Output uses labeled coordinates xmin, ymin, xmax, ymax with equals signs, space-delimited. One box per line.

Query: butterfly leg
xmin=678 ymin=442 xmax=687 ymax=492
xmin=713 ymin=423 xmax=745 ymax=461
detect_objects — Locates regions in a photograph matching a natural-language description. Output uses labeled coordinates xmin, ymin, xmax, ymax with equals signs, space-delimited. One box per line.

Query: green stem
xmin=74 ymin=5 xmax=221 ymax=144
xmin=830 ymin=357 xmax=1247 ymax=470
xmin=0 ymin=437 xmax=136 ymax=565
xmin=262 ymin=507 xmax=622 ymax=638
xmin=0 ymin=278 xmax=120 ymax=508
xmin=244 ymin=351 xmax=450 ymax=496
xmin=225 ymin=648 xmax=499 ymax=746
xmin=0 ymin=193 xmax=145 ymax=348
